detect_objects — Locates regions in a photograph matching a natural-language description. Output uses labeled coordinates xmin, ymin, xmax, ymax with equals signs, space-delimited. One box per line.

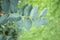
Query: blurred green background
xmin=18 ymin=0 xmax=60 ymax=40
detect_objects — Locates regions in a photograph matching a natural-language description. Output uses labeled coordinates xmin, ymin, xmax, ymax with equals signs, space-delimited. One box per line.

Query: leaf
xmin=16 ymin=19 xmax=24 ymax=27
xmin=32 ymin=17 xmax=48 ymax=26
xmin=0 ymin=34 xmax=2 ymax=40
xmin=10 ymin=0 xmax=19 ymax=13
xmin=32 ymin=18 xmax=41 ymax=26
xmin=24 ymin=4 xmax=32 ymax=16
xmin=15 ymin=18 xmax=24 ymax=32
xmin=23 ymin=18 xmax=32 ymax=30
xmin=18 ymin=27 xmax=24 ymax=32
xmin=19 ymin=4 xmax=28 ymax=16
xmin=32 ymin=8 xmax=48 ymax=26
xmin=40 ymin=8 xmax=48 ymax=17
xmin=0 ymin=14 xmax=9 ymax=25
xmin=16 ymin=17 xmax=32 ymax=30
xmin=30 ymin=5 xmax=38 ymax=18
xmin=1 ymin=0 xmax=10 ymax=12
xmin=16 ymin=22 xmax=24 ymax=32
xmin=6 ymin=36 xmax=12 ymax=40
xmin=40 ymin=17 xmax=48 ymax=25
xmin=9 ymin=13 xmax=20 ymax=17
xmin=8 ymin=13 xmax=21 ymax=22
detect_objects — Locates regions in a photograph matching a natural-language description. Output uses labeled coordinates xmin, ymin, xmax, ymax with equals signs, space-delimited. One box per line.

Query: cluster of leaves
xmin=0 ymin=0 xmax=48 ymax=40
xmin=0 ymin=5 xmax=48 ymax=40
xmin=0 ymin=0 xmax=18 ymax=13
xmin=20 ymin=0 xmax=60 ymax=40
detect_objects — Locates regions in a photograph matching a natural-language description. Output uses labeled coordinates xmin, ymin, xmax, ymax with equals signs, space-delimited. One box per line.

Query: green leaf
xmin=0 ymin=14 xmax=9 ymax=25
xmin=40 ymin=8 xmax=48 ymax=17
xmin=32 ymin=17 xmax=48 ymax=26
xmin=16 ymin=19 xmax=24 ymax=32
xmin=8 ymin=13 xmax=21 ymax=22
xmin=23 ymin=18 xmax=32 ymax=30
xmin=1 ymin=0 xmax=10 ymax=12
xmin=24 ymin=4 xmax=32 ymax=16
xmin=19 ymin=28 xmax=24 ymax=32
xmin=0 ymin=34 xmax=2 ymax=40
xmin=16 ymin=18 xmax=24 ymax=27
xmin=16 ymin=18 xmax=24 ymax=32
xmin=10 ymin=0 xmax=19 ymax=13
xmin=6 ymin=36 xmax=12 ymax=40
xmin=19 ymin=4 xmax=28 ymax=16
xmin=9 ymin=13 xmax=20 ymax=17
xmin=32 ymin=18 xmax=41 ymax=26
xmin=30 ymin=5 xmax=38 ymax=18
xmin=40 ymin=17 xmax=48 ymax=25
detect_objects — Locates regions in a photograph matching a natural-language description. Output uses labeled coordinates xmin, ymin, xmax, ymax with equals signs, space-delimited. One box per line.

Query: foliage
xmin=0 ymin=0 xmax=48 ymax=40
xmin=19 ymin=0 xmax=60 ymax=40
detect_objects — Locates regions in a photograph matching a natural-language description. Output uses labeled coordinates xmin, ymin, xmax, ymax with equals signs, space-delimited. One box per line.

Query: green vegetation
xmin=0 ymin=0 xmax=60 ymax=40
xmin=19 ymin=0 xmax=60 ymax=40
